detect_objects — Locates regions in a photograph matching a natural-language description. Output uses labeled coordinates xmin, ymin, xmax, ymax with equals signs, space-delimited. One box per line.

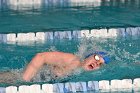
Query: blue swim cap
xmin=85 ymin=51 xmax=111 ymax=64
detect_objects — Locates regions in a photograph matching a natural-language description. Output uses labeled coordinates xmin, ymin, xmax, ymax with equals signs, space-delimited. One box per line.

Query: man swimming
xmin=23 ymin=51 xmax=110 ymax=81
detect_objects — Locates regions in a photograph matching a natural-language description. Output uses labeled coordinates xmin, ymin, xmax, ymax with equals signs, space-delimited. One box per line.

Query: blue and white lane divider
xmin=0 ymin=78 xmax=140 ymax=93
xmin=70 ymin=0 xmax=101 ymax=7
xmin=0 ymin=27 xmax=140 ymax=43
xmin=8 ymin=0 xmax=42 ymax=10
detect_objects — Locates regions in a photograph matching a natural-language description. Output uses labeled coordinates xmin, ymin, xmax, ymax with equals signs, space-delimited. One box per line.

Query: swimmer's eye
xmin=94 ymin=55 xmax=104 ymax=66
xmin=94 ymin=55 xmax=100 ymax=61
xmin=99 ymin=62 xmax=103 ymax=66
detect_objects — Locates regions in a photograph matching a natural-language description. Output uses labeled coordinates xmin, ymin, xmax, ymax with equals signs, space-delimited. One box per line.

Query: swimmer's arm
xmin=23 ymin=52 xmax=76 ymax=81
xmin=23 ymin=52 xmax=46 ymax=81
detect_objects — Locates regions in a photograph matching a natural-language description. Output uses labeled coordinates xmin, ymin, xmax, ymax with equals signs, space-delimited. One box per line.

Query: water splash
xmin=72 ymin=37 xmax=140 ymax=81
xmin=75 ymin=37 xmax=106 ymax=60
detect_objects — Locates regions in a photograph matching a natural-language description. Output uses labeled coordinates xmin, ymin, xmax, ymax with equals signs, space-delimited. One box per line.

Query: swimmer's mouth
xmin=88 ymin=63 xmax=96 ymax=70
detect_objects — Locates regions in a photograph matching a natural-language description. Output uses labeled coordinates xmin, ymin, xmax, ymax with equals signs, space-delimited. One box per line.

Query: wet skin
xmin=23 ymin=51 xmax=105 ymax=81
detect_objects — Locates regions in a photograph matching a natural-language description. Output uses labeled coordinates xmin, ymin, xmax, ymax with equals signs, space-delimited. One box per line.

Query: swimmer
xmin=23 ymin=51 xmax=110 ymax=81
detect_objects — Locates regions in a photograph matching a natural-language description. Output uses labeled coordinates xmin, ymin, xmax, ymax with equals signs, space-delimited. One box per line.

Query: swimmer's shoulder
xmin=42 ymin=51 xmax=78 ymax=59
xmin=41 ymin=51 xmax=80 ymax=63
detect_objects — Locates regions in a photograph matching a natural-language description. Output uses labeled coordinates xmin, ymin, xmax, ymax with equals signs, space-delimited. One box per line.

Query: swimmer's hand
xmin=23 ymin=53 xmax=46 ymax=81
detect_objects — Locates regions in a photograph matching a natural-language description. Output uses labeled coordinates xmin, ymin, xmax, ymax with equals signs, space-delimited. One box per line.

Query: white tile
xmin=17 ymin=33 xmax=27 ymax=42
xmin=110 ymin=79 xmax=122 ymax=89
xmin=6 ymin=86 xmax=17 ymax=93
xmin=9 ymin=0 xmax=18 ymax=6
xmin=133 ymin=78 xmax=140 ymax=88
xmin=121 ymin=79 xmax=132 ymax=89
xmin=93 ymin=0 xmax=101 ymax=7
xmin=91 ymin=29 xmax=107 ymax=37
xmin=36 ymin=32 xmax=45 ymax=41
xmin=34 ymin=0 xmax=42 ymax=5
xmin=133 ymin=78 xmax=140 ymax=92
xmin=30 ymin=84 xmax=41 ymax=93
xmin=26 ymin=33 xmax=36 ymax=41
xmin=28 ymin=0 xmax=33 ymax=5
xmin=70 ymin=0 xmax=101 ymax=7
xmin=100 ymin=29 xmax=108 ymax=37
xmin=108 ymin=29 xmax=118 ymax=37
xmin=99 ymin=80 xmax=110 ymax=90
xmin=18 ymin=85 xmax=30 ymax=93
xmin=7 ymin=33 xmax=16 ymax=42
xmin=18 ymin=0 xmax=26 ymax=5
xmin=18 ymin=0 xmax=33 ymax=5
xmin=42 ymin=84 xmax=54 ymax=93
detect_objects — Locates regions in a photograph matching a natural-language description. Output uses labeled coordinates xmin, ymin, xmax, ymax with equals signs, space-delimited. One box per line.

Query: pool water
xmin=0 ymin=0 xmax=140 ymax=33
xmin=0 ymin=34 xmax=140 ymax=85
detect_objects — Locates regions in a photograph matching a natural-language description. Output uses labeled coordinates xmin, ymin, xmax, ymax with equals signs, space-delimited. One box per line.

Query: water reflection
xmin=0 ymin=0 xmax=140 ymax=35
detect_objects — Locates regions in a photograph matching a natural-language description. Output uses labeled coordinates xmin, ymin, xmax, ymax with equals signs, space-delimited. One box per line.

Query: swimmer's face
xmin=83 ymin=54 xmax=105 ymax=71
